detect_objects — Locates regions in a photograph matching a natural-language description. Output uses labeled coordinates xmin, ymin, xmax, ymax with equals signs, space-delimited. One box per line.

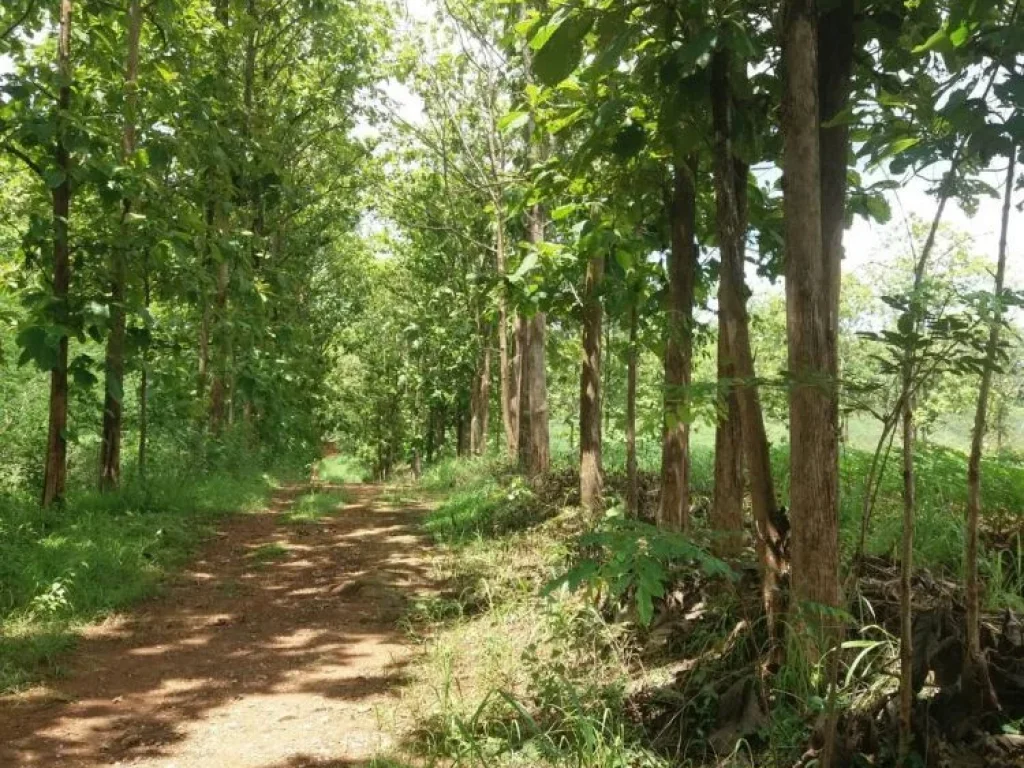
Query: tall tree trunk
xmin=625 ymin=302 xmax=639 ymax=518
xmin=817 ymin=9 xmax=855 ymax=764
xmin=496 ymin=220 xmax=516 ymax=457
xmin=711 ymin=50 xmax=783 ymax=613
xmin=470 ymin=333 xmax=491 ymax=456
xmin=517 ymin=203 xmax=550 ymax=477
xmin=782 ymin=0 xmax=839 ymax=636
xmin=515 ymin=313 xmax=530 ymax=470
xmin=209 ymin=258 xmax=231 ymax=432
xmin=658 ymin=160 xmax=697 ymax=532
xmin=963 ymin=148 xmax=1015 ymax=713
xmin=526 ymin=309 xmax=550 ymax=475
xmin=712 ymin=324 xmax=744 ymax=558
xmin=41 ymin=0 xmax=74 ymax=507
xmin=100 ymin=0 xmax=143 ymax=492
xmin=579 ymin=253 xmax=604 ymax=511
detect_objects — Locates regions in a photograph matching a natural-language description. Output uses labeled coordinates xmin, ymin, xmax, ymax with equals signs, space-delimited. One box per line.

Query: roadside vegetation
xmin=380 ymin=442 xmax=1024 ymax=768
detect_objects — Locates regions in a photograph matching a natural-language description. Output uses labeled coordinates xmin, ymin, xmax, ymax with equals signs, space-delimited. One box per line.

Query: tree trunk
xmin=100 ymin=0 xmax=143 ymax=492
xmin=658 ymin=160 xmax=697 ymax=532
xmin=470 ymin=335 xmax=491 ymax=456
xmin=817 ymin=10 xmax=856 ymax=763
xmin=515 ymin=312 xmax=530 ymax=470
xmin=963 ymin=147 xmax=1015 ymax=713
xmin=625 ymin=302 xmax=639 ymax=518
xmin=579 ymin=253 xmax=604 ymax=511
xmin=711 ymin=50 xmax=783 ymax=612
xmin=712 ymin=324 xmax=744 ymax=559
xmin=41 ymin=0 xmax=74 ymax=507
xmin=517 ymin=202 xmax=550 ymax=477
xmin=496 ymin=220 xmax=516 ymax=457
xmin=526 ymin=309 xmax=550 ymax=476
xmin=782 ymin=0 xmax=839 ymax=634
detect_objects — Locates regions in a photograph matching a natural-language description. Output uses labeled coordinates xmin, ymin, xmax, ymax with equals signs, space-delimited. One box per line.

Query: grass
xmin=0 ymin=466 xmax=294 ymax=692
xmin=317 ymin=454 xmax=370 ymax=484
xmin=281 ymin=488 xmax=351 ymax=524
xmin=381 ymin=434 xmax=1024 ymax=768
xmin=248 ymin=542 xmax=290 ymax=564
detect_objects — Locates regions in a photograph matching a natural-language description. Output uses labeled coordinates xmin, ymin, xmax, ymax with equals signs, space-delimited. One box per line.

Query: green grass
xmin=281 ymin=488 xmax=350 ymax=524
xmin=317 ymin=454 xmax=370 ymax=484
xmin=248 ymin=542 xmax=290 ymax=564
xmin=0 ymin=467 xmax=292 ymax=692
xmin=394 ymin=438 xmax=1024 ymax=767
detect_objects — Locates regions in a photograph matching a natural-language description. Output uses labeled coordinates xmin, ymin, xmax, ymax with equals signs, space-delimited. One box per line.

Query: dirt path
xmin=0 ymin=485 xmax=432 ymax=768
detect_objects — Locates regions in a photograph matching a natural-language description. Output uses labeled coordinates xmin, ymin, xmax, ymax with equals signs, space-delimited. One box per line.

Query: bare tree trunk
xmin=963 ymin=147 xmax=1015 ymax=712
xmin=42 ymin=0 xmax=74 ymax=507
xmin=526 ymin=309 xmax=550 ymax=476
xmin=816 ymin=10 xmax=856 ymax=763
xmin=100 ymin=0 xmax=143 ymax=492
xmin=782 ymin=0 xmax=841 ymax=655
xmin=658 ymin=161 xmax=697 ymax=532
xmin=580 ymin=253 xmax=604 ymax=511
xmin=517 ymin=202 xmax=549 ymax=477
xmin=515 ymin=313 xmax=530 ymax=470
xmin=470 ymin=332 xmax=491 ymax=456
xmin=712 ymin=323 xmax=744 ymax=558
xmin=626 ymin=302 xmax=639 ymax=518
xmin=510 ymin=312 xmax=523 ymax=455
xmin=496 ymin=220 xmax=516 ymax=457
xmin=711 ymin=50 xmax=785 ymax=621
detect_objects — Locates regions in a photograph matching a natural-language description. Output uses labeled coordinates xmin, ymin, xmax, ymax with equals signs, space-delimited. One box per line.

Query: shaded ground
xmin=0 ymin=484 xmax=433 ymax=767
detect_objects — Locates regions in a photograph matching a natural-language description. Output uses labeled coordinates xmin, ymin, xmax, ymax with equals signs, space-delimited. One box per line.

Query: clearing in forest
xmin=0 ymin=485 xmax=431 ymax=768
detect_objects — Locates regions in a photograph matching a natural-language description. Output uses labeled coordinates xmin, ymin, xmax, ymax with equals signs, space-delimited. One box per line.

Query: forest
xmin=0 ymin=0 xmax=1023 ymax=766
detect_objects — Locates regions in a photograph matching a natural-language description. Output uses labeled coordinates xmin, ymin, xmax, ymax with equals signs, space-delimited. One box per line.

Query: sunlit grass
xmin=281 ymin=489 xmax=350 ymax=524
xmin=317 ymin=454 xmax=370 ymax=484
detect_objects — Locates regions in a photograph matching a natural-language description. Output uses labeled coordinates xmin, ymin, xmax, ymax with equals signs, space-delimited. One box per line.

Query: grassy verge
xmin=377 ymin=444 xmax=1024 ymax=767
xmin=0 ymin=466 xmax=300 ymax=692
xmin=376 ymin=457 xmax=664 ymax=768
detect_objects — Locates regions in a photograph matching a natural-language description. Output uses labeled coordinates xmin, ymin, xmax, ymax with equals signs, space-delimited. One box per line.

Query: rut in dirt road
xmin=0 ymin=485 xmax=434 ymax=768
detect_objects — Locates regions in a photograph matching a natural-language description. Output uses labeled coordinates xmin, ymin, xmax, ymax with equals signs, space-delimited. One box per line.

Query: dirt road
xmin=0 ymin=485 xmax=430 ymax=767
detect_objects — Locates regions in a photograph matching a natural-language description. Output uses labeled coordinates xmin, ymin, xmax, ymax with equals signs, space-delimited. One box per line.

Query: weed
xmin=281 ymin=489 xmax=349 ymax=524
xmin=248 ymin=543 xmax=290 ymax=564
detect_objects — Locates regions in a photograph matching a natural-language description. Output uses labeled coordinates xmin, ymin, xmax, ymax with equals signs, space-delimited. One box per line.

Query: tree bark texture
xmin=782 ymin=0 xmax=840 ymax=625
xmin=711 ymin=50 xmax=784 ymax=608
xmin=579 ymin=253 xmax=604 ymax=511
xmin=658 ymin=161 xmax=698 ymax=532
xmin=42 ymin=0 xmax=74 ymax=507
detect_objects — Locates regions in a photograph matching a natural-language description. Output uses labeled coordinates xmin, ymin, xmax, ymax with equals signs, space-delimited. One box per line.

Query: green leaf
xmin=532 ymin=11 xmax=594 ymax=86
xmin=912 ymin=26 xmax=953 ymax=54
xmin=510 ymin=250 xmax=539 ymax=283
xmin=498 ymin=111 xmax=530 ymax=134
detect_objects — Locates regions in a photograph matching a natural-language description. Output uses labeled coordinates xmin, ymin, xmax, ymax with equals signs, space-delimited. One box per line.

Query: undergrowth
xmin=381 ymin=443 xmax=1024 ymax=767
